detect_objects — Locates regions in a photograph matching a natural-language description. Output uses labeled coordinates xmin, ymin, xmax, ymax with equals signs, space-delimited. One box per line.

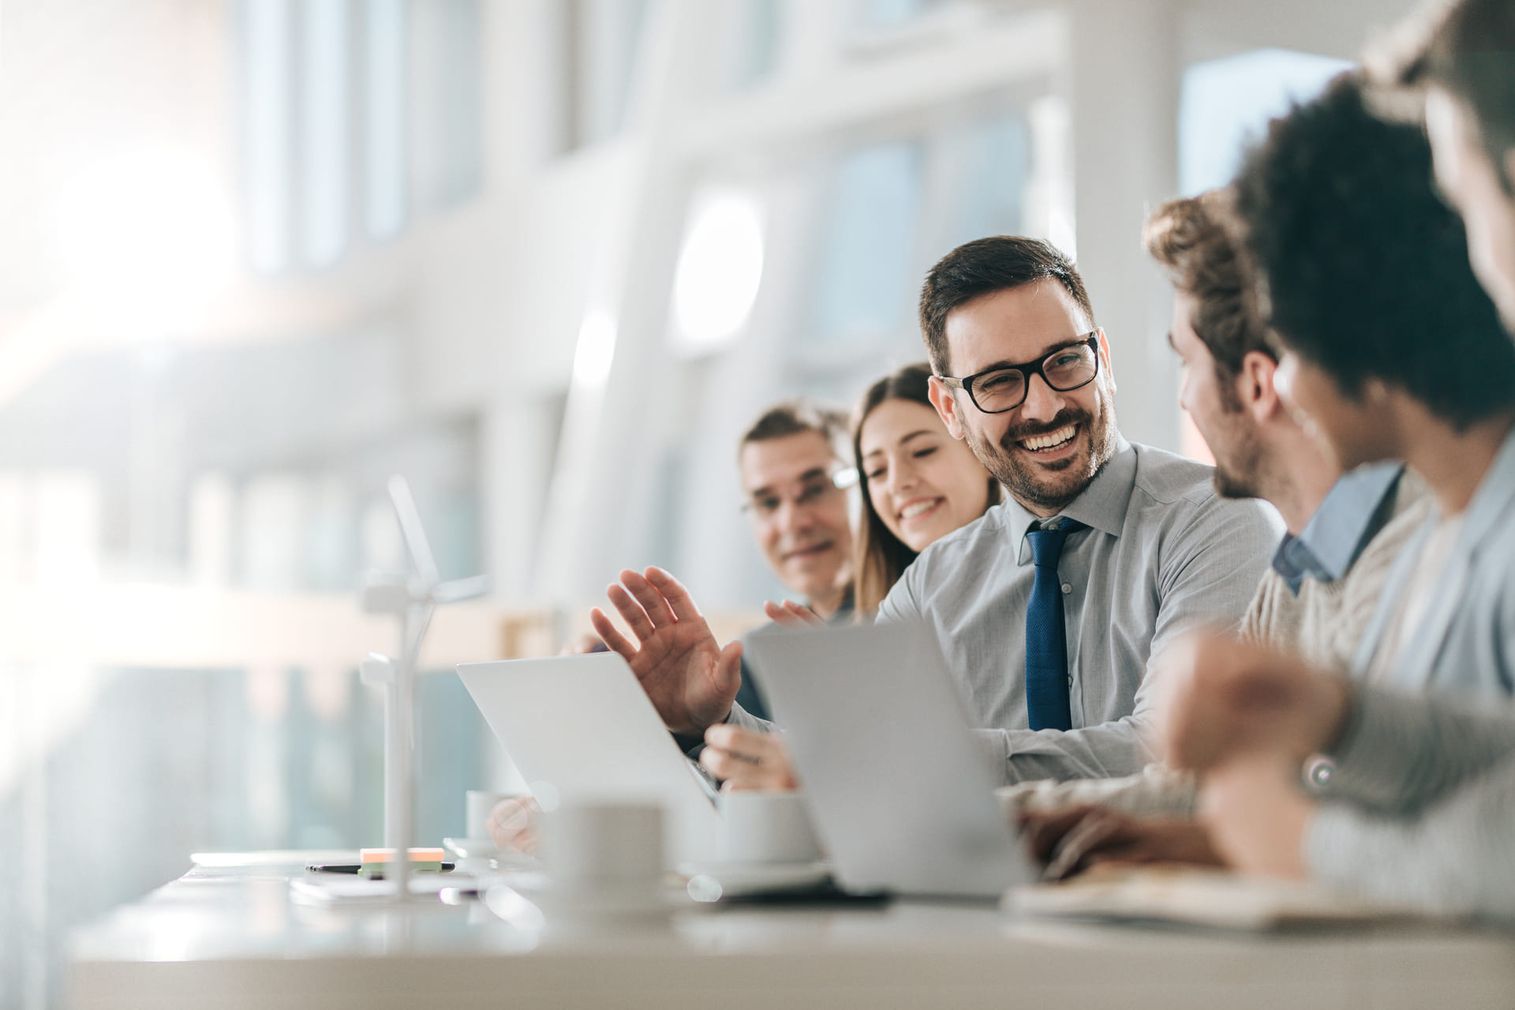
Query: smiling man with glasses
xmin=869 ymin=235 xmax=1283 ymax=782
xmin=735 ymin=402 xmax=857 ymax=629
xmin=590 ymin=236 xmax=1283 ymax=786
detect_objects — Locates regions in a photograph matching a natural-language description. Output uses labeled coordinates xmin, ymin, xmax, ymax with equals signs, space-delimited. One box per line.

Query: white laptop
xmin=742 ymin=620 xmax=1036 ymax=898
xmin=456 ymin=652 xmax=721 ymax=867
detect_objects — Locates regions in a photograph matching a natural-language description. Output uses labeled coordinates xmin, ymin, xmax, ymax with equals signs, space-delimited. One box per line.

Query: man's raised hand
xmin=589 ymin=566 xmax=743 ymax=735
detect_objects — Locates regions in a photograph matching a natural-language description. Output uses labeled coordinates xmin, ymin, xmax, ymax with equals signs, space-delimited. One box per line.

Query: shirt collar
xmin=1271 ymin=461 xmax=1404 ymax=594
xmin=1007 ymin=436 xmax=1135 ymax=565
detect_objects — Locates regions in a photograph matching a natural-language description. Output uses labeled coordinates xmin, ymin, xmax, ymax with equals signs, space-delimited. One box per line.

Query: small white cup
xmin=719 ymin=791 xmax=823 ymax=865
xmin=537 ymin=799 xmax=665 ymax=894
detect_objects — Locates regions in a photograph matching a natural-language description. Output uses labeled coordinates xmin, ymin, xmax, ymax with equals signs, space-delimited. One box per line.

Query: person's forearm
xmin=997 ymin=763 xmax=1198 ymax=818
xmin=974 ymin=718 xmax=1156 ymax=785
xmin=1324 ymin=686 xmax=1515 ymax=813
xmin=1306 ymin=753 xmax=1515 ymax=921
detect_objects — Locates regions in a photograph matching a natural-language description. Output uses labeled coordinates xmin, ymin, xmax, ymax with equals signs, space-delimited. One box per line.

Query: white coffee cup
xmin=466 ymin=789 xmax=520 ymax=841
xmin=537 ymin=799 xmax=665 ymax=893
xmin=719 ymin=790 xmax=823 ymax=865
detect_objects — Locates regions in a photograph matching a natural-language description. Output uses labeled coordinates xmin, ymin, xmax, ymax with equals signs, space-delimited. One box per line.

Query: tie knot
xmin=1027 ymin=518 xmax=1084 ymax=568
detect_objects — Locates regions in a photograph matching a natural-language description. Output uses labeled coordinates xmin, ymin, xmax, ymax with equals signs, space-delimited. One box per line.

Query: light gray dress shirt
xmin=876 ymin=437 xmax=1283 ymax=785
xmin=1306 ymin=686 xmax=1515 ymax=921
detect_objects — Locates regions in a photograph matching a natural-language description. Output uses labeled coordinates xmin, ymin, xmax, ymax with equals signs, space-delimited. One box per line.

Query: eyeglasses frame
xmin=739 ymin=465 xmax=858 ymax=516
xmin=935 ymin=332 xmax=1102 ymax=415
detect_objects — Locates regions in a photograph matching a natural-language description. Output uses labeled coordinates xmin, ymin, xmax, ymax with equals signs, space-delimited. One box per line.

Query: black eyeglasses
xmin=740 ymin=467 xmax=858 ymax=518
xmin=936 ymin=332 xmax=1100 ymax=414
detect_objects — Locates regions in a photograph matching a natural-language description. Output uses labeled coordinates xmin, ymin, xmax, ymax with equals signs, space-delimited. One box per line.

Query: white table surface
xmin=67 ymin=852 xmax=1515 ymax=1010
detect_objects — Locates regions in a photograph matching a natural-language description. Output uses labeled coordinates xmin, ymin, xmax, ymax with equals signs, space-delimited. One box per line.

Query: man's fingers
xmin=1020 ymin=805 xmax=1099 ymax=862
xmin=486 ymin=797 xmax=541 ymax=853
xmin=606 ymin=582 xmax=657 ymax=641
xmin=1043 ymin=813 xmax=1119 ymax=882
xmin=713 ymin=640 xmax=744 ymax=697
xmin=700 ymin=745 xmax=773 ymax=788
xmin=699 ymin=746 xmax=748 ymax=782
xmin=622 ymin=569 xmax=678 ymax=629
xmin=589 ymin=607 xmax=638 ymax=661
xmin=702 ymin=725 xmax=797 ymax=790
xmin=704 ymin=724 xmax=773 ymax=761
xmin=646 ymin=566 xmax=703 ymax=624
xmin=701 ymin=745 xmax=788 ymax=791
xmin=703 ymin=724 xmax=745 ymax=751
xmin=763 ymin=600 xmax=823 ymax=626
xmin=787 ymin=602 xmax=823 ymax=624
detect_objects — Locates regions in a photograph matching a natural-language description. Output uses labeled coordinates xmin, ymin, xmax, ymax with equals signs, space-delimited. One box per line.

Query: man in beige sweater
xmin=1010 ymin=191 xmax=1426 ymax=846
xmin=1144 ymin=191 xmax=1428 ymax=674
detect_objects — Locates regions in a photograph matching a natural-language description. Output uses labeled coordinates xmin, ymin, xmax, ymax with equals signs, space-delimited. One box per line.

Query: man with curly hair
xmin=1157 ymin=74 xmax=1515 ymax=918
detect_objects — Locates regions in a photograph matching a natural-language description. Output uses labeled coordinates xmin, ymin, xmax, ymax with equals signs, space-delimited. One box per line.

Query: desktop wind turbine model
xmin=359 ymin=475 xmax=488 ymax=898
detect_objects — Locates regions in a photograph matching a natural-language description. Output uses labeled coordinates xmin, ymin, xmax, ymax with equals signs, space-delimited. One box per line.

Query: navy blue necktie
xmin=1025 ymin=518 xmax=1084 ymax=731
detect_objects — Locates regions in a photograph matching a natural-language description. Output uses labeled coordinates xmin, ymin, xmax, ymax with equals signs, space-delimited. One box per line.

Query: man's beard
xmin=1211 ymin=461 xmax=1260 ymax=500
xmin=1211 ymin=436 xmax=1265 ymax=501
xmin=963 ymin=390 xmax=1118 ymax=513
xmin=1206 ymin=399 xmax=1265 ymax=501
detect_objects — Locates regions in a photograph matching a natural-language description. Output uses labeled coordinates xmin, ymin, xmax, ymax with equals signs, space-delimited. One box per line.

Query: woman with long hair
xmin=702 ymin=362 xmax=1000 ymax=789
xmin=850 ymin=362 xmax=1000 ymax=615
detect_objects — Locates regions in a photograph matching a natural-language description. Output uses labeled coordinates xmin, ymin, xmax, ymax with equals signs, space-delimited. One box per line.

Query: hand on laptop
xmin=1198 ymin=754 xmax=1313 ymax=879
xmin=590 ymin=566 xmax=743 ymax=735
xmin=700 ymin=725 xmax=798 ymax=791
xmin=762 ymin=600 xmax=824 ymax=627
xmin=1157 ymin=632 xmax=1353 ymax=772
xmin=1021 ymin=804 xmax=1224 ymax=882
xmin=485 ymin=796 xmax=541 ymax=855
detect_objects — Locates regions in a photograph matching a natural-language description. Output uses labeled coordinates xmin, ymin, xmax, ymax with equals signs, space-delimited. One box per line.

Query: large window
xmin=807 ymin=140 xmax=926 ymax=357
xmin=798 ymin=100 xmax=1037 ymax=377
xmin=564 ymin=0 xmax=654 ymax=150
xmin=237 ymin=0 xmax=483 ymax=272
xmin=1179 ymin=48 xmax=1351 ymax=195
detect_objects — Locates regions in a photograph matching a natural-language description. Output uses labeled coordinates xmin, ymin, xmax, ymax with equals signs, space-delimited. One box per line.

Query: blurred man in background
xmin=1156 ymin=73 xmax=1515 ymax=918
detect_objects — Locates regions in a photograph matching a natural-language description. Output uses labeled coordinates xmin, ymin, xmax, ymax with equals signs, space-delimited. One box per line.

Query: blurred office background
xmin=0 ymin=0 xmax=1413 ymax=1006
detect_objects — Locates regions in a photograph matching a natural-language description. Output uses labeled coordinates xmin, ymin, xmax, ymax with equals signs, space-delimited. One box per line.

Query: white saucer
xmin=443 ymin=837 xmax=542 ymax=871
xmin=485 ymin=877 xmax=687 ymax=929
xmin=443 ymin=837 xmax=500 ymax=859
xmin=678 ymin=860 xmax=831 ymax=897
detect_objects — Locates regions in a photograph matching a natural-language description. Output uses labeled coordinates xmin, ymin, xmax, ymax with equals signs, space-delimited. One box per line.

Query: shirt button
xmin=1061 ymin=583 xmax=1072 ymax=594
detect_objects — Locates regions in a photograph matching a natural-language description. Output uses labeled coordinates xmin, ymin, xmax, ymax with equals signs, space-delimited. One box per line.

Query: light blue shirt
xmin=1301 ymin=428 xmax=1515 ymax=920
xmin=877 ymin=438 xmax=1283 ymax=784
xmin=1271 ymin=463 xmax=1405 ymax=595
xmin=1352 ymin=424 xmax=1515 ymax=698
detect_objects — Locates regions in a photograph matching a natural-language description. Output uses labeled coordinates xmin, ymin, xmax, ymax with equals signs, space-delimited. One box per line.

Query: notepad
xmin=290 ymin=873 xmax=468 ymax=904
xmin=1005 ymin=866 xmax=1416 ymax=930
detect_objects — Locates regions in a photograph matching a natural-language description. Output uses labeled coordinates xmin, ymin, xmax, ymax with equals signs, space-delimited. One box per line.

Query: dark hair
xmin=1143 ymin=191 xmax=1274 ymax=407
xmin=1378 ymin=0 xmax=1515 ymax=186
xmin=1232 ymin=74 xmax=1515 ymax=429
xmin=919 ymin=237 xmax=1096 ymax=376
xmin=849 ymin=363 xmax=999 ymax=615
xmin=738 ymin=400 xmax=848 ymax=459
